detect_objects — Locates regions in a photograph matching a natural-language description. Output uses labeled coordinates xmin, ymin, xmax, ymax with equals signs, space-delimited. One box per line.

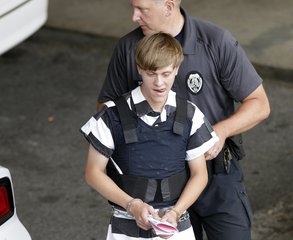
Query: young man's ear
xmin=137 ymin=65 xmax=142 ymax=75
xmin=174 ymin=66 xmax=179 ymax=75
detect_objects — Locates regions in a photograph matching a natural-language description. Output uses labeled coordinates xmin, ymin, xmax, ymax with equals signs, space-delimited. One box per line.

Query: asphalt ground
xmin=0 ymin=27 xmax=292 ymax=239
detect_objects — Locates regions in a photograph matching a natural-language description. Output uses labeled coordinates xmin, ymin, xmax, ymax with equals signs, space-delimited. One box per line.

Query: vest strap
xmin=114 ymin=95 xmax=188 ymax=143
xmin=173 ymin=96 xmax=187 ymax=136
xmin=114 ymin=96 xmax=138 ymax=144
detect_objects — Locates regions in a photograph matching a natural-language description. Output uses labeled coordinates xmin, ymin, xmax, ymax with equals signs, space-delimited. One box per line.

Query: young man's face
xmin=130 ymin=0 xmax=168 ymax=35
xmin=138 ymin=64 xmax=179 ymax=109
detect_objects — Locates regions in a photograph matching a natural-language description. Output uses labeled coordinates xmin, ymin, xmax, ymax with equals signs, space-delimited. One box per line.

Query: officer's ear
xmin=164 ymin=0 xmax=176 ymax=16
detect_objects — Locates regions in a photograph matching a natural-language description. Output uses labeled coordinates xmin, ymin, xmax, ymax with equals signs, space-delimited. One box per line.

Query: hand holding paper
xmin=147 ymin=215 xmax=178 ymax=236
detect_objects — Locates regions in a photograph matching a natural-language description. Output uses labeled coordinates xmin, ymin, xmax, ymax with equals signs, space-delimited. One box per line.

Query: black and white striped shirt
xmin=81 ymin=87 xmax=218 ymax=161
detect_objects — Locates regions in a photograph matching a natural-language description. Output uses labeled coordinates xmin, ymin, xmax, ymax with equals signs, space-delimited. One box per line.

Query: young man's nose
xmin=154 ymin=75 xmax=164 ymax=86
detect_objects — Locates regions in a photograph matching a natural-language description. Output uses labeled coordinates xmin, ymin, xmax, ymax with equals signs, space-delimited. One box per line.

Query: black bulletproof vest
xmin=107 ymin=95 xmax=191 ymax=205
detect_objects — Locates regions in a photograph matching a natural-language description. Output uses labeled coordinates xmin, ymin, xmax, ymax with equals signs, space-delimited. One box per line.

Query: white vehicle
xmin=0 ymin=166 xmax=31 ymax=240
xmin=0 ymin=0 xmax=48 ymax=55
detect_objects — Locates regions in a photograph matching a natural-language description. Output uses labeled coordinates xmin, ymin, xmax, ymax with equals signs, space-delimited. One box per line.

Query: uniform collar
xmin=180 ymin=8 xmax=197 ymax=55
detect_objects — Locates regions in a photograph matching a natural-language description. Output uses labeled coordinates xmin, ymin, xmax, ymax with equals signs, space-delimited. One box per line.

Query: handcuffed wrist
xmin=166 ymin=208 xmax=181 ymax=222
xmin=126 ymin=198 xmax=143 ymax=216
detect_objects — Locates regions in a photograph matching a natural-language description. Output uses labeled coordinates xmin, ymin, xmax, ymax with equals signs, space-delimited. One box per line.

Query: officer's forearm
xmin=214 ymin=84 xmax=270 ymax=139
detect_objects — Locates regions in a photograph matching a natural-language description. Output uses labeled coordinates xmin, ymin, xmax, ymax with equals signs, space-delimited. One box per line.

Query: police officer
xmin=82 ymin=33 xmax=218 ymax=239
xmin=96 ymin=1 xmax=270 ymax=240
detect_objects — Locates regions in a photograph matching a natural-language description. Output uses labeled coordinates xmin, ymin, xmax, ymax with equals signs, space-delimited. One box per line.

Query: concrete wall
xmin=46 ymin=0 xmax=293 ymax=69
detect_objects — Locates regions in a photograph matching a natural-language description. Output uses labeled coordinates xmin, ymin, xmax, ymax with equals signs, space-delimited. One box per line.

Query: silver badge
xmin=186 ymin=72 xmax=203 ymax=95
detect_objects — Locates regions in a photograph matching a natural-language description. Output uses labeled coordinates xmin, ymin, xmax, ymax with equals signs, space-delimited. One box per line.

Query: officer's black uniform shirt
xmin=98 ymin=8 xmax=262 ymax=126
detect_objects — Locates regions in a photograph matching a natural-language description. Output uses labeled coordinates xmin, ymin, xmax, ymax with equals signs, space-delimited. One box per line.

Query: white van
xmin=0 ymin=166 xmax=31 ymax=240
xmin=0 ymin=0 xmax=48 ymax=55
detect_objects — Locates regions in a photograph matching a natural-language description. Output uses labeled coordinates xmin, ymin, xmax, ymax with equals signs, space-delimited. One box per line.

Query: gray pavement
xmin=47 ymin=0 xmax=293 ymax=73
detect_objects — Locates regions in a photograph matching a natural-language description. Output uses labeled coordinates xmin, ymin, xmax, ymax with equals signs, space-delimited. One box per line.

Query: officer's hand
xmin=205 ymin=141 xmax=223 ymax=160
xmin=205 ymin=124 xmax=226 ymax=160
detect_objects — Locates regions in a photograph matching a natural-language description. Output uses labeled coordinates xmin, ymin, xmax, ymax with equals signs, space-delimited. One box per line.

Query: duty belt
xmin=207 ymin=145 xmax=233 ymax=175
xmin=208 ymin=134 xmax=246 ymax=175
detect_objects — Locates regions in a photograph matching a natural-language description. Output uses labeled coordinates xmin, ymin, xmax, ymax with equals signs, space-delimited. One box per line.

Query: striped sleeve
xmin=186 ymin=103 xmax=219 ymax=160
xmin=80 ymin=104 xmax=115 ymax=158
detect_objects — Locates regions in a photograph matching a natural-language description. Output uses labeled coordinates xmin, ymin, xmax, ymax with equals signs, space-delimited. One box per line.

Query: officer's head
xmin=130 ymin=0 xmax=182 ymax=36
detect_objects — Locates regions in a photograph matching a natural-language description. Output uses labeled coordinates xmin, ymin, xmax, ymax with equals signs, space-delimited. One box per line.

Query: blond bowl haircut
xmin=135 ymin=32 xmax=184 ymax=71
